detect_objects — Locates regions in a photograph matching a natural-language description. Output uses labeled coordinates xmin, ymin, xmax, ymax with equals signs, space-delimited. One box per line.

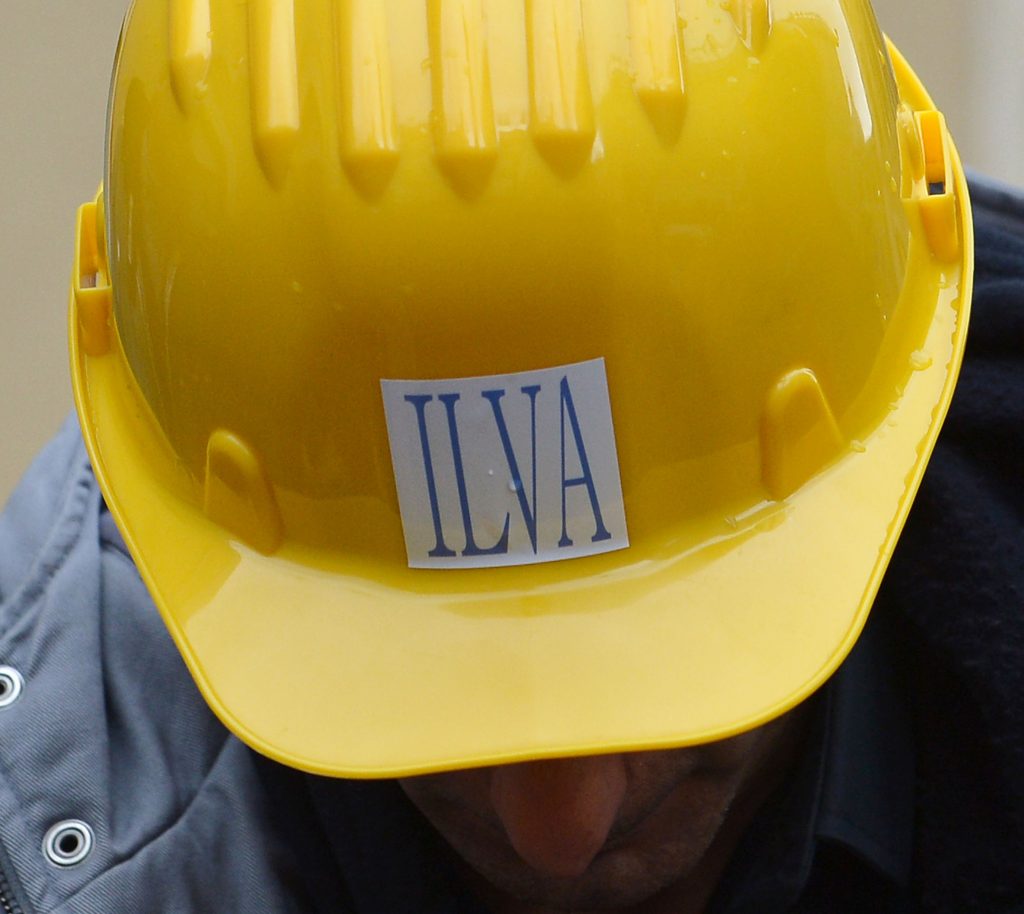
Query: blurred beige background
xmin=2 ymin=1 xmax=1023 ymax=501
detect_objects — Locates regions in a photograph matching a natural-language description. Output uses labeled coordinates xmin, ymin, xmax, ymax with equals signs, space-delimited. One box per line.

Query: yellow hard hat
xmin=71 ymin=0 xmax=972 ymax=777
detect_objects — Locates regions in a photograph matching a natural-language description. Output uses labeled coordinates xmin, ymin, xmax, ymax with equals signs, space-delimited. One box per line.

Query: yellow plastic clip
xmin=204 ymin=430 xmax=285 ymax=555
xmin=914 ymin=110 xmax=960 ymax=262
xmin=896 ymin=102 xmax=925 ymax=197
xmin=761 ymin=368 xmax=844 ymax=501
xmin=73 ymin=189 xmax=113 ymax=358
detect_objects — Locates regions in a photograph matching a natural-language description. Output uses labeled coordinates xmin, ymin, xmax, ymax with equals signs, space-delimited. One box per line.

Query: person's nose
xmin=489 ymin=755 xmax=628 ymax=879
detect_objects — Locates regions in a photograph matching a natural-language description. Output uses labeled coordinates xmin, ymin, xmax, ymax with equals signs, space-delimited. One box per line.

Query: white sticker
xmin=382 ymin=358 xmax=629 ymax=569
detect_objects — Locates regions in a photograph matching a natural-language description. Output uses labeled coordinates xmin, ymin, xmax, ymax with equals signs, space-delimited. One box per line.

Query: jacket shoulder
xmin=881 ymin=172 xmax=1024 ymax=911
xmin=0 ymin=421 xmax=324 ymax=913
xmin=969 ymin=171 xmax=1024 ymax=242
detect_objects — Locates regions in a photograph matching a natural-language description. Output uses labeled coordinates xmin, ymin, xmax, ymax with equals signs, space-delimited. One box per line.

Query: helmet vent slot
xmin=628 ymin=0 xmax=687 ymax=145
xmin=526 ymin=0 xmax=597 ymax=175
xmin=248 ymin=0 xmax=301 ymax=186
xmin=169 ymin=0 xmax=212 ymax=109
xmin=337 ymin=0 xmax=400 ymax=199
xmin=729 ymin=0 xmax=773 ymax=54
xmin=429 ymin=0 xmax=499 ymax=197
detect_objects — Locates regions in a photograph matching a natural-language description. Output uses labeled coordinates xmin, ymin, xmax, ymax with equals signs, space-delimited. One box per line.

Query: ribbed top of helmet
xmin=163 ymin=0 xmax=775 ymax=194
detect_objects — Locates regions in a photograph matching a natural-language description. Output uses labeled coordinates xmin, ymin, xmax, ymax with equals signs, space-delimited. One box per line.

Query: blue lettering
xmin=438 ymin=393 xmax=509 ymax=557
xmin=482 ymin=385 xmax=541 ymax=554
xmin=404 ymin=394 xmax=456 ymax=558
xmin=558 ymin=376 xmax=612 ymax=548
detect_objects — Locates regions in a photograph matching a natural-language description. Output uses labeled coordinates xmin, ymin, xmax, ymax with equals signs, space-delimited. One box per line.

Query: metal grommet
xmin=0 ymin=667 xmax=24 ymax=709
xmin=43 ymin=821 xmax=94 ymax=867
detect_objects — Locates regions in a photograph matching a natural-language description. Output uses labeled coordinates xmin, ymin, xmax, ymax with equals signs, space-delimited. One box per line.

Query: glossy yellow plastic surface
xmin=71 ymin=0 xmax=972 ymax=777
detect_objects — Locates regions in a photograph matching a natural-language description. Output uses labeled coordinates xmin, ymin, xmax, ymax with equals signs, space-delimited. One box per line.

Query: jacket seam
xmin=0 ymin=722 xmax=60 ymax=913
xmin=53 ymin=732 xmax=237 ymax=911
xmin=0 ymin=449 xmax=96 ymax=642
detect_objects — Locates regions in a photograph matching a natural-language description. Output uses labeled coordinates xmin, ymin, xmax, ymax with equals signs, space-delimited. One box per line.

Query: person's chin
xmin=457 ymin=832 xmax=706 ymax=912
xmin=448 ymin=795 xmax=723 ymax=913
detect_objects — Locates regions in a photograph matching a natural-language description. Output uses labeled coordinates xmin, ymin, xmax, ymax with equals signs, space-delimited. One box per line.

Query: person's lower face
xmin=399 ymin=712 xmax=804 ymax=913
